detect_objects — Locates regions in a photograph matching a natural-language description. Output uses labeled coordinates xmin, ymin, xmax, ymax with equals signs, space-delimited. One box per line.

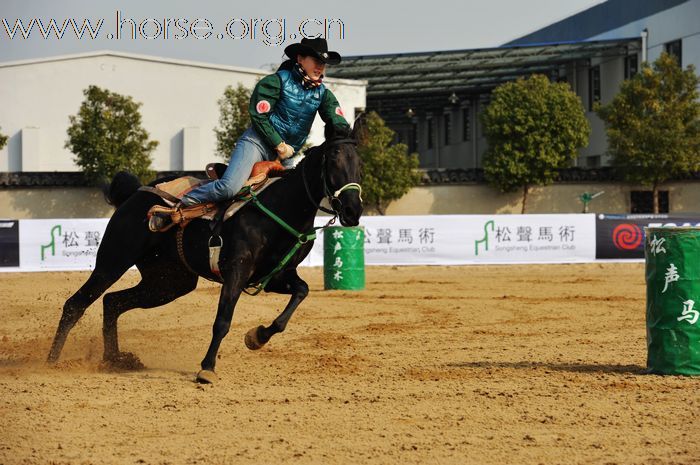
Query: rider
xmin=150 ymin=38 xmax=351 ymax=231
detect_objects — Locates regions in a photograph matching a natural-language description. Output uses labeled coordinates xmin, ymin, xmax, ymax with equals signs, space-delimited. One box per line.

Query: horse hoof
xmin=244 ymin=326 xmax=266 ymax=350
xmin=100 ymin=352 xmax=145 ymax=371
xmin=196 ymin=369 xmax=218 ymax=384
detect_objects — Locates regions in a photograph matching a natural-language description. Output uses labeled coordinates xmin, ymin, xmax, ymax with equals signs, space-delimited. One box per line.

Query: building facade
xmin=509 ymin=0 xmax=700 ymax=168
xmin=331 ymin=0 xmax=700 ymax=171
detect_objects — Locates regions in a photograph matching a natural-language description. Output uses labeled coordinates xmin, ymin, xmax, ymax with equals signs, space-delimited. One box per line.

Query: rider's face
xmin=297 ymin=55 xmax=326 ymax=80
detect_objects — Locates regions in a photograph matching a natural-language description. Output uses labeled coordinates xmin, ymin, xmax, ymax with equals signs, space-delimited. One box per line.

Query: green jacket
xmin=249 ymin=68 xmax=351 ymax=152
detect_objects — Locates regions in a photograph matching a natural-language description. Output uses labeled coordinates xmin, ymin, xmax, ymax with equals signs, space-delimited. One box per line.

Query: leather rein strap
xmin=301 ymin=138 xmax=362 ymax=215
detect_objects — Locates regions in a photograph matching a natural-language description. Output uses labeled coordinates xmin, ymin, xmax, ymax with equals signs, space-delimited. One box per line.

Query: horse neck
xmin=297 ymin=147 xmax=327 ymax=204
xmin=276 ymin=148 xmax=327 ymax=228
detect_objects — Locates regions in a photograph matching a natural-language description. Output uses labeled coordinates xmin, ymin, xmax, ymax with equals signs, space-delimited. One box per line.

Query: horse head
xmin=320 ymin=115 xmax=365 ymax=227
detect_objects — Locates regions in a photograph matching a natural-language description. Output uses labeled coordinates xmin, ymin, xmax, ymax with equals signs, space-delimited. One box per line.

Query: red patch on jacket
xmin=256 ymin=100 xmax=271 ymax=114
xmin=335 ymin=106 xmax=345 ymax=117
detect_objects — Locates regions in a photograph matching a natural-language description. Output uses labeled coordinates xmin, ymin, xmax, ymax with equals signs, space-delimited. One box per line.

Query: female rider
xmin=150 ymin=38 xmax=351 ymax=231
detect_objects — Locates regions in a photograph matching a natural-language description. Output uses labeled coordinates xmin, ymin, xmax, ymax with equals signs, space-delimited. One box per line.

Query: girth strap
xmin=176 ymin=228 xmax=197 ymax=275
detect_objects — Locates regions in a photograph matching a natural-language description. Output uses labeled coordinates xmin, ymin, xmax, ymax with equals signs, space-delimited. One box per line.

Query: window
xmin=462 ymin=107 xmax=471 ymax=141
xmin=588 ymin=65 xmax=600 ymax=111
xmin=665 ymin=39 xmax=682 ymax=66
xmin=427 ymin=118 xmax=433 ymax=149
xmin=631 ymin=190 xmax=669 ymax=213
xmin=443 ymin=113 xmax=451 ymax=146
xmin=624 ymin=54 xmax=638 ymax=79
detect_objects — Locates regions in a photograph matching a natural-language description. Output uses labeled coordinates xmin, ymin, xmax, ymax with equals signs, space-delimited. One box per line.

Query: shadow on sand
xmin=446 ymin=360 xmax=647 ymax=375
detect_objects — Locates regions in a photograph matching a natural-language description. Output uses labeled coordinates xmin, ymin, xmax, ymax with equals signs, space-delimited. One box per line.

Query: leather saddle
xmin=143 ymin=160 xmax=284 ymax=232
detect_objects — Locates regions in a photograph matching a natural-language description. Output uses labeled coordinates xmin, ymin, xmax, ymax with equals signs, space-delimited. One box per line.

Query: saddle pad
xmin=155 ymin=176 xmax=208 ymax=199
xmin=219 ymin=178 xmax=281 ymax=222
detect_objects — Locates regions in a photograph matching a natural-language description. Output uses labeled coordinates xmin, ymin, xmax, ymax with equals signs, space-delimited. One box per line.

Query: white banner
xmin=305 ymin=214 xmax=596 ymax=266
xmin=17 ymin=219 xmax=109 ymax=271
xmin=2 ymin=214 xmax=596 ymax=272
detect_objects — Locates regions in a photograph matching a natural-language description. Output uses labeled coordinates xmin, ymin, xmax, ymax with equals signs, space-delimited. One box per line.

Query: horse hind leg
xmin=245 ymin=270 xmax=309 ymax=350
xmin=48 ymin=191 xmax=162 ymax=364
xmin=47 ymin=270 xmax=122 ymax=364
xmin=102 ymin=262 xmax=198 ymax=369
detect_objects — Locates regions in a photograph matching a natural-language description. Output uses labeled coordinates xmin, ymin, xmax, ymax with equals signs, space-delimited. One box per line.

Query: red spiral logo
xmin=612 ymin=224 xmax=643 ymax=250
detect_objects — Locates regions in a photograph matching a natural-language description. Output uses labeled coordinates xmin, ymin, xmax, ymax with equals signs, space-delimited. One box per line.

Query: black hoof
xmin=196 ymin=369 xmax=218 ymax=384
xmin=244 ymin=326 xmax=266 ymax=350
xmin=100 ymin=352 xmax=145 ymax=371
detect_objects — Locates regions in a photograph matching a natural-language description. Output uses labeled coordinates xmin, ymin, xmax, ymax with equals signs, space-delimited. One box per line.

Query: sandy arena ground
xmin=1 ymin=263 xmax=699 ymax=465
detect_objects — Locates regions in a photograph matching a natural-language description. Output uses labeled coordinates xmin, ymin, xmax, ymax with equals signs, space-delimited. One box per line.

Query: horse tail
xmin=104 ymin=171 xmax=142 ymax=208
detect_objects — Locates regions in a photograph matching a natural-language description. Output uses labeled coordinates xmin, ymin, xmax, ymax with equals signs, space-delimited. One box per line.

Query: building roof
xmin=505 ymin=0 xmax=689 ymax=45
xmin=0 ymin=50 xmax=367 ymax=87
xmin=328 ymin=38 xmax=640 ymax=119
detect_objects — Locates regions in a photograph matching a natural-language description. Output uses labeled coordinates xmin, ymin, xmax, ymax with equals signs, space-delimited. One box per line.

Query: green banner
xmin=645 ymin=227 xmax=700 ymax=375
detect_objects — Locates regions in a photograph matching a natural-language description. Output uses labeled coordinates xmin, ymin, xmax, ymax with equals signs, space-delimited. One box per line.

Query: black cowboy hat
xmin=284 ymin=38 xmax=341 ymax=65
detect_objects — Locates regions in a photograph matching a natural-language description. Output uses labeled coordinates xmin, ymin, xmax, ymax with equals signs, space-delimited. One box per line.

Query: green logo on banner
xmin=41 ymin=225 xmax=62 ymax=261
xmin=475 ymin=220 xmax=495 ymax=256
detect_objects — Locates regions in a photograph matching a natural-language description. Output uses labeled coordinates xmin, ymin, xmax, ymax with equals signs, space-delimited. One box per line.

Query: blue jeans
xmin=181 ymin=127 xmax=276 ymax=206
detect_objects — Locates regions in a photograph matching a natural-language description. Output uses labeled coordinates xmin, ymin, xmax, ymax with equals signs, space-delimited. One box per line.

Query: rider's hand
xmin=275 ymin=142 xmax=295 ymax=160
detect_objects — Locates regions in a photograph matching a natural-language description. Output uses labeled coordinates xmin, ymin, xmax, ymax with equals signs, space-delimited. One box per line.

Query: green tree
xmin=0 ymin=127 xmax=7 ymax=150
xmin=481 ymin=74 xmax=590 ymax=213
xmin=597 ymin=53 xmax=700 ymax=213
xmin=66 ymin=85 xmax=157 ymax=186
xmin=214 ymin=83 xmax=251 ymax=158
xmin=357 ymin=111 xmax=421 ymax=215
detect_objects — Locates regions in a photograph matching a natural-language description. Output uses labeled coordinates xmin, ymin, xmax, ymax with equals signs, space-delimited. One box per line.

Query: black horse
xmin=47 ymin=122 xmax=363 ymax=383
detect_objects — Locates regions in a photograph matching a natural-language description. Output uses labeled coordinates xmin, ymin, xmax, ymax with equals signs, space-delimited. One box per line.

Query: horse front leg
xmin=245 ymin=269 xmax=309 ymax=350
xmin=197 ymin=270 xmax=247 ymax=384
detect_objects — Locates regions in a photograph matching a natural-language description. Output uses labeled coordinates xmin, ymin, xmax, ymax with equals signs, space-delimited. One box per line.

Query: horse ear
xmin=351 ymin=111 xmax=369 ymax=145
xmin=325 ymin=122 xmax=351 ymax=141
xmin=324 ymin=123 xmax=336 ymax=141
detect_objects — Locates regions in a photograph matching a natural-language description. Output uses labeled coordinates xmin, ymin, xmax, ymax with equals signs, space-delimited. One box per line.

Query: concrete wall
xmin=384 ymin=182 xmax=700 ymax=215
xmin=0 ymin=52 xmax=366 ymax=173
xmin=0 ymin=188 xmax=114 ymax=219
xmin=3 ymin=181 xmax=699 ymax=219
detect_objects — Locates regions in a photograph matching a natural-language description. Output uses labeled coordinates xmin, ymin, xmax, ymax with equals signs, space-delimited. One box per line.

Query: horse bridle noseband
xmin=301 ymin=138 xmax=363 ymax=217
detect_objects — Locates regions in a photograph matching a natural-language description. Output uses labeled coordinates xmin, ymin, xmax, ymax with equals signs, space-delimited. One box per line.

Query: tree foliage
xmin=597 ymin=53 xmax=700 ymax=213
xmin=65 ymin=85 xmax=157 ymax=186
xmin=481 ymin=74 xmax=590 ymax=213
xmin=0 ymin=127 xmax=7 ymax=150
xmin=357 ymin=111 xmax=421 ymax=215
xmin=214 ymin=83 xmax=251 ymax=158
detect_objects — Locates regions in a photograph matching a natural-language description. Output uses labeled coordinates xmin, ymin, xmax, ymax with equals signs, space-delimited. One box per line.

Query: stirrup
xmin=148 ymin=210 xmax=176 ymax=232
xmin=147 ymin=203 xmax=217 ymax=232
